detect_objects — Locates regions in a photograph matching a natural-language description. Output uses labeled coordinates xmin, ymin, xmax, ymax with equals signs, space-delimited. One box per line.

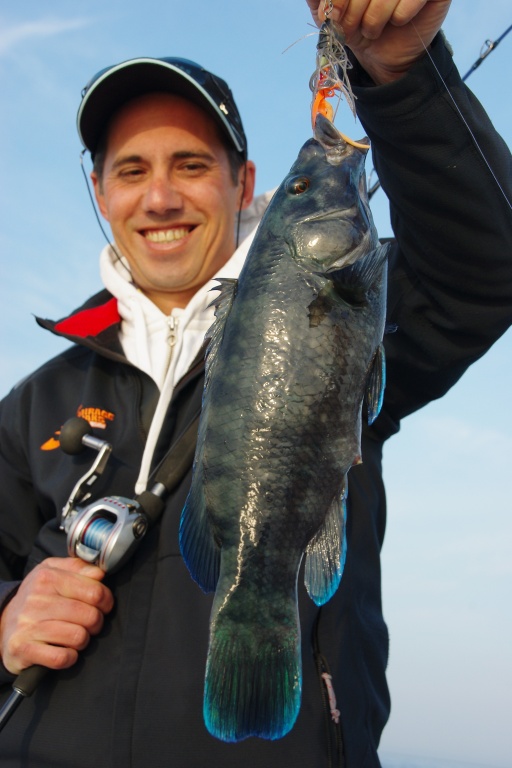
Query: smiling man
xmin=0 ymin=2 xmax=511 ymax=767
xmin=92 ymin=93 xmax=255 ymax=313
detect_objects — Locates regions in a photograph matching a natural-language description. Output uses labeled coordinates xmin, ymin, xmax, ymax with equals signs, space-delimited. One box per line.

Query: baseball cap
xmin=77 ymin=56 xmax=247 ymax=159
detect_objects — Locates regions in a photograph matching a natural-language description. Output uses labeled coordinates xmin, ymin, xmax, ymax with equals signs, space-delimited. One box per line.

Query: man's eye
xmin=181 ymin=162 xmax=207 ymax=173
xmin=119 ymin=167 xmax=144 ymax=178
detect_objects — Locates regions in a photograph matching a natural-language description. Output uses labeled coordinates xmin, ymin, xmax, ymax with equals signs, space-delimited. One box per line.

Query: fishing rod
xmin=462 ymin=22 xmax=512 ymax=81
xmin=368 ymin=21 xmax=512 ymax=200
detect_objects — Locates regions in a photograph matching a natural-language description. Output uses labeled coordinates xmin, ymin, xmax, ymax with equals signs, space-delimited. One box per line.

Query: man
xmin=0 ymin=1 xmax=511 ymax=766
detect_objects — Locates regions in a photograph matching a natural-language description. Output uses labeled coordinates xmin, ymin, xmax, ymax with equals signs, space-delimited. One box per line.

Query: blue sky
xmin=1 ymin=2 xmax=511 ymax=766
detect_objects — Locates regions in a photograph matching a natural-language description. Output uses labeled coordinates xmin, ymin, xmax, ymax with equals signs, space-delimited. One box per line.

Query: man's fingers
xmin=0 ymin=558 xmax=114 ymax=675
xmin=16 ymin=593 xmax=108 ymax=633
xmin=43 ymin=556 xmax=105 ymax=580
xmin=3 ymin=612 xmax=103 ymax=674
xmin=23 ymin=559 xmax=114 ymax=613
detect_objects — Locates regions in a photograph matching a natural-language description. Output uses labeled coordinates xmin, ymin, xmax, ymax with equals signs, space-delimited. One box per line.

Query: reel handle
xmin=60 ymin=418 xmax=113 ymax=523
xmin=59 ymin=417 xmax=93 ymax=454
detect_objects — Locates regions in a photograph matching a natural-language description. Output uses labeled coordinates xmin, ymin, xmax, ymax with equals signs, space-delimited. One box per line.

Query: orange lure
xmin=310 ymin=18 xmax=370 ymax=150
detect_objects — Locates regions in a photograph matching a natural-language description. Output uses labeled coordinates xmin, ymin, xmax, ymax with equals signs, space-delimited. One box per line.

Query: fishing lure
xmin=309 ymin=4 xmax=369 ymax=150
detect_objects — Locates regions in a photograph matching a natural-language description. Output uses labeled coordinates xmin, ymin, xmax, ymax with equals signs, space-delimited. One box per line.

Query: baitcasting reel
xmin=59 ymin=417 xmax=161 ymax=573
xmin=0 ymin=414 xmax=188 ymax=731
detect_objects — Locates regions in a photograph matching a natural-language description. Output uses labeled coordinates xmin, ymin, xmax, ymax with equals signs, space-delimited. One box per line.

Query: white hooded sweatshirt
xmin=99 ymin=190 xmax=274 ymax=493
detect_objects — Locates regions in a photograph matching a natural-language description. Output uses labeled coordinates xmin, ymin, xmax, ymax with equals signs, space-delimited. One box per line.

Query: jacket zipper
xmin=158 ymin=314 xmax=180 ymax=383
xmin=167 ymin=315 xmax=179 ymax=362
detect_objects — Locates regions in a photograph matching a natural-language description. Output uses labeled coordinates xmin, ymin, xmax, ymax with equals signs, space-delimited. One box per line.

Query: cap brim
xmin=77 ymin=58 xmax=244 ymax=155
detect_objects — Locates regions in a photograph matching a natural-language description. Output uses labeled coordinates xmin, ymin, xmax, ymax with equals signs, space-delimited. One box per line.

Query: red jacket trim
xmin=54 ymin=297 xmax=121 ymax=338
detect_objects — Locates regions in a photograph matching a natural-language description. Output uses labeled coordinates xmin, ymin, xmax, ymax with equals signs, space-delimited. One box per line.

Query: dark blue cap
xmin=77 ymin=56 xmax=247 ymax=159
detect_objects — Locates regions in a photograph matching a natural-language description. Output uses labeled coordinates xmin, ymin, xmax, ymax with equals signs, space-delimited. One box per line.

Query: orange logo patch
xmin=41 ymin=433 xmax=61 ymax=451
xmin=76 ymin=405 xmax=115 ymax=430
xmin=40 ymin=406 xmax=116 ymax=450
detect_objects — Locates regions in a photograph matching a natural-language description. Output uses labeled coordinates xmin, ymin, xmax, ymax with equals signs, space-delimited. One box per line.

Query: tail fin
xmin=204 ymin=610 xmax=301 ymax=742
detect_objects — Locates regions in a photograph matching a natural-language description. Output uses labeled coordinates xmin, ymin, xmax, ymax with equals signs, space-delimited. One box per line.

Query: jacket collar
xmin=36 ymin=289 xmax=125 ymax=359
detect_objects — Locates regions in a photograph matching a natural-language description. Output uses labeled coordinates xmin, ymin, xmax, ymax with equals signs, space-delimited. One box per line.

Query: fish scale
xmin=180 ymin=113 xmax=389 ymax=743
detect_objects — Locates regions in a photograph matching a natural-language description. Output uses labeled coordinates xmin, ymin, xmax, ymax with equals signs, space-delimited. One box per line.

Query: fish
xmin=179 ymin=113 xmax=389 ymax=743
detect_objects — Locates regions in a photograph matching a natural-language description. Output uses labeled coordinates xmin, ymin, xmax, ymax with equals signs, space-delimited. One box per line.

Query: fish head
xmin=266 ymin=113 xmax=378 ymax=272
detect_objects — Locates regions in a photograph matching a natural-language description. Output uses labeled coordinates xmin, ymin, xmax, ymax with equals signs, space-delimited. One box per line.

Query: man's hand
xmin=0 ymin=557 xmax=114 ymax=675
xmin=306 ymin=0 xmax=452 ymax=84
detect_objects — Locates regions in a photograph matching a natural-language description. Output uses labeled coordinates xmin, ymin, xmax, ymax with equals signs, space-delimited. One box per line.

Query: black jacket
xmin=0 ymin=36 xmax=511 ymax=767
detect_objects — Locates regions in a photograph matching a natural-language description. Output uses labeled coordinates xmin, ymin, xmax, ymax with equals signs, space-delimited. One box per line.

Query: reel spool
xmin=64 ymin=494 xmax=148 ymax=572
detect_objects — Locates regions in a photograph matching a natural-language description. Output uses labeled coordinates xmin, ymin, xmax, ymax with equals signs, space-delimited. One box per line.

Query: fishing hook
xmin=323 ymin=0 xmax=334 ymax=18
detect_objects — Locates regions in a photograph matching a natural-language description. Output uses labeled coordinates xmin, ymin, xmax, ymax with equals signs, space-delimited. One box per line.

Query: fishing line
xmin=79 ymin=150 xmax=133 ymax=279
xmin=411 ymin=21 xmax=512 ymax=212
xmin=80 ymin=149 xmax=246 ymax=270
xmin=235 ymin=162 xmax=247 ymax=249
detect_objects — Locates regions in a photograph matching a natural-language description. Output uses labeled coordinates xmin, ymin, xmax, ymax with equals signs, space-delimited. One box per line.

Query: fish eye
xmin=287 ymin=176 xmax=310 ymax=195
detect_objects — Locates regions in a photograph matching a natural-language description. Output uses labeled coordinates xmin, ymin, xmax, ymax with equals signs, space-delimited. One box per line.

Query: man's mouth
xmin=144 ymin=226 xmax=193 ymax=243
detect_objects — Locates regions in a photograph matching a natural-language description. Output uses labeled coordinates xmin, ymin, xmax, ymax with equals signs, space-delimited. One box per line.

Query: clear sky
xmin=1 ymin=2 xmax=511 ymax=766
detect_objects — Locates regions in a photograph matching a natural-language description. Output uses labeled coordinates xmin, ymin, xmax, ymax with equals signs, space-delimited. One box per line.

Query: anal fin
xmin=304 ymin=478 xmax=348 ymax=606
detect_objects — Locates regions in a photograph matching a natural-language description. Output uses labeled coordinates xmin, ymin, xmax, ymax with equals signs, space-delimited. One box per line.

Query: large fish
xmin=179 ymin=114 xmax=389 ymax=743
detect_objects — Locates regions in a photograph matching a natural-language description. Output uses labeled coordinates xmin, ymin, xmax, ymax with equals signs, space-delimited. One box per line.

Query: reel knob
xmin=59 ymin=417 xmax=92 ymax=454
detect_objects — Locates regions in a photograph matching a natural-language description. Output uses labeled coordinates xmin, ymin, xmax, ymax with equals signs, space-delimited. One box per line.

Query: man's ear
xmin=91 ymin=171 xmax=109 ymax=220
xmin=239 ymin=161 xmax=256 ymax=210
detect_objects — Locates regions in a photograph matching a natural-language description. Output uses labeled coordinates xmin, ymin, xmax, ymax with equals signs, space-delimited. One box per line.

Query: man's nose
xmin=143 ymin=175 xmax=183 ymax=214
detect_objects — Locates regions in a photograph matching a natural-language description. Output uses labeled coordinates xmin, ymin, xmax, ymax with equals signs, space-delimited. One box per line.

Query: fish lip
xmin=314 ymin=113 xmax=343 ymax=149
xmin=313 ymin=114 xmax=370 ymax=158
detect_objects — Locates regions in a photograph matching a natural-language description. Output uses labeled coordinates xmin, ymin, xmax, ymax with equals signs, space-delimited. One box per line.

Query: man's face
xmin=92 ymin=93 xmax=254 ymax=313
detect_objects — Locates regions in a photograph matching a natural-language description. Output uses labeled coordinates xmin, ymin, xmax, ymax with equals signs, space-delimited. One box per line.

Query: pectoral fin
xmin=325 ymin=241 xmax=389 ymax=300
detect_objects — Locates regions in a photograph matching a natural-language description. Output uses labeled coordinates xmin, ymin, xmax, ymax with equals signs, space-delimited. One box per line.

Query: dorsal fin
xmin=205 ymin=278 xmax=238 ymax=387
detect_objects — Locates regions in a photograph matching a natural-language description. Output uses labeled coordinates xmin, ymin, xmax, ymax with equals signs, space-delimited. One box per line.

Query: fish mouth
xmin=314 ymin=114 xmax=369 ymax=162
xmin=314 ymin=113 xmax=343 ymax=149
